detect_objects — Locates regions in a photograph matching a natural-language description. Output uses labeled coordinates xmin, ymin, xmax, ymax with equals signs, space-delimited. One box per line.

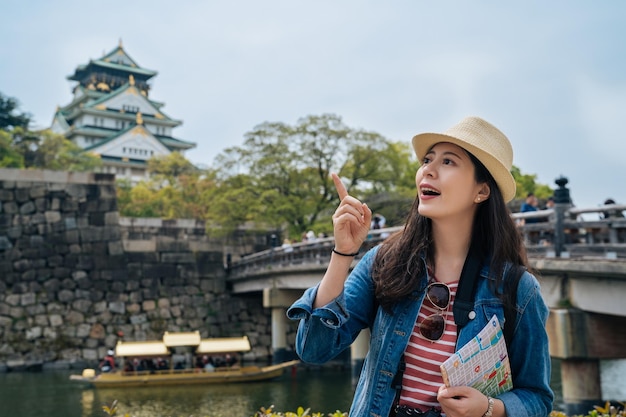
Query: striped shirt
xmin=399 ymin=278 xmax=459 ymax=411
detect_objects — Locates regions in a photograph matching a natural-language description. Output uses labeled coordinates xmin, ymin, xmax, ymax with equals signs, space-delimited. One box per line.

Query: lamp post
xmin=553 ymin=176 xmax=571 ymax=257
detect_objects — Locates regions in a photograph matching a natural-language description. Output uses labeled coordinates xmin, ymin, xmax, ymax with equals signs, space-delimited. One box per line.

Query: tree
xmin=0 ymin=92 xmax=103 ymax=171
xmin=511 ymin=166 xmax=553 ymax=200
xmin=32 ymin=129 xmax=102 ymax=171
xmin=117 ymin=153 xmax=216 ymax=220
xmin=147 ymin=151 xmax=198 ymax=185
xmin=212 ymin=114 xmax=404 ymax=237
xmin=0 ymin=92 xmax=31 ymax=131
xmin=0 ymin=128 xmax=101 ymax=171
xmin=8 ymin=127 xmax=39 ymax=167
xmin=0 ymin=130 xmax=25 ymax=168
xmin=117 ymin=180 xmax=164 ymax=218
xmin=112 ymin=113 xmax=553 ymax=239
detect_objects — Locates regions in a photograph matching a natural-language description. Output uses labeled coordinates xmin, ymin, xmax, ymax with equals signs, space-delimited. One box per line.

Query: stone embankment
xmin=0 ymin=169 xmax=277 ymax=372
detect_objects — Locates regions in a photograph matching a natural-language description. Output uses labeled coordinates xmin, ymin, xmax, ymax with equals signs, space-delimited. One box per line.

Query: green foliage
xmin=147 ymin=151 xmax=198 ymax=185
xmin=0 ymin=129 xmax=24 ymax=167
xmin=97 ymin=401 xmax=625 ymax=417
xmin=0 ymin=126 xmax=101 ymax=171
xmin=32 ymin=129 xmax=102 ymax=171
xmin=0 ymin=92 xmax=31 ymax=131
xmin=113 ymin=113 xmax=552 ymax=240
xmin=1 ymin=91 xmax=101 ymax=171
xmin=116 ymin=153 xmax=217 ymax=220
xmin=253 ymin=405 xmax=347 ymax=417
xmin=511 ymin=166 xmax=553 ymax=199
xmin=212 ymin=114 xmax=409 ymax=238
xmin=549 ymin=401 xmax=626 ymax=417
xmin=102 ymin=400 xmax=130 ymax=417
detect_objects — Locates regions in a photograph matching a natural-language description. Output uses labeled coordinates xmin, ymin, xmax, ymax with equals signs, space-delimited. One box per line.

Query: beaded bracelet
xmin=483 ymin=397 xmax=494 ymax=417
xmin=332 ymin=248 xmax=359 ymax=257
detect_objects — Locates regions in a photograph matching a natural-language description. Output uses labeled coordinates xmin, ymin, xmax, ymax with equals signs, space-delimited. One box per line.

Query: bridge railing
xmin=228 ymin=228 xmax=402 ymax=279
xmin=229 ymin=204 xmax=626 ymax=278
xmin=513 ymin=203 xmax=626 ymax=258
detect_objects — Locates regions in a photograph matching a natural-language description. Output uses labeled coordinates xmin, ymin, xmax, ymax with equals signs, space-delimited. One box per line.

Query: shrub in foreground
xmin=101 ymin=400 xmax=625 ymax=417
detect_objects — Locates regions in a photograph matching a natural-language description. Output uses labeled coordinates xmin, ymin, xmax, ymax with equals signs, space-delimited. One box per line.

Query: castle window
xmin=122 ymin=104 xmax=140 ymax=113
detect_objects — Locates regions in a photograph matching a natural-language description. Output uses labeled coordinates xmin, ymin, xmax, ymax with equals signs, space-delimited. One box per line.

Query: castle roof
xmin=67 ymin=42 xmax=157 ymax=83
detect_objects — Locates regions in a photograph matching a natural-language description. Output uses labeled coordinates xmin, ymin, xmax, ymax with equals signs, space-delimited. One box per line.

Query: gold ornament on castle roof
xmin=129 ymin=74 xmax=135 ymax=86
xmin=97 ymin=82 xmax=110 ymax=91
xmin=136 ymin=112 xmax=143 ymax=125
xmin=132 ymin=126 xmax=148 ymax=137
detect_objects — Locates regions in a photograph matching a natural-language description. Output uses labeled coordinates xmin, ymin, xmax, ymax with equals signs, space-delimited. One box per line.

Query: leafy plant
xmin=102 ymin=400 xmax=118 ymax=416
xmin=253 ymin=405 xmax=343 ymax=417
xmin=284 ymin=406 xmax=311 ymax=417
xmin=99 ymin=400 xmax=624 ymax=417
xmin=592 ymin=401 xmax=626 ymax=417
xmin=549 ymin=401 xmax=626 ymax=417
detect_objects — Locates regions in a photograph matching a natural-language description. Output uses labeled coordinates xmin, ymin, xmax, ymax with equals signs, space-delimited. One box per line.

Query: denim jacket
xmin=287 ymin=246 xmax=553 ymax=417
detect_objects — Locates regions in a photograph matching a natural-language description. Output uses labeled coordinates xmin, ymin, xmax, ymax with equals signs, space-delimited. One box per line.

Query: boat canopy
xmin=115 ymin=341 xmax=170 ymax=357
xmin=196 ymin=336 xmax=251 ymax=354
xmin=163 ymin=331 xmax=201 ymax=347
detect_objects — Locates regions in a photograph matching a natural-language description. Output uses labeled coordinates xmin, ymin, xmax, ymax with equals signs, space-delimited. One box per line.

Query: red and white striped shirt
xmin=399 ymin=277 xmax=459 ymax=411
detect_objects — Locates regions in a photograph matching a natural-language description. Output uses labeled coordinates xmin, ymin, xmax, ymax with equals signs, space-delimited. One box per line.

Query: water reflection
xmin=0 ymin=363 xmax=560 ymax=417
xmin=81 ymin=389 xmax=95 ymax=417
xmin=74 ymin=368 xmax=354 ymax=417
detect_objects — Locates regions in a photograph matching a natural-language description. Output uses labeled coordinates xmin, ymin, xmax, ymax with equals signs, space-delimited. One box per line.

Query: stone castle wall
xmin=0 ymin=168 xmax=273 ymax=370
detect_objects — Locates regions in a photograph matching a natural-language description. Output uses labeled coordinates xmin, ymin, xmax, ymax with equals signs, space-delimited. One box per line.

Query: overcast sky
xmin=2 ymin=1 xmax=625 ymax=210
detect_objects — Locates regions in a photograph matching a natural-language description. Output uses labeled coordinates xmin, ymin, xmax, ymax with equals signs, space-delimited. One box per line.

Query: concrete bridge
xmin=228 ymin=202 xmax=626 ymax=414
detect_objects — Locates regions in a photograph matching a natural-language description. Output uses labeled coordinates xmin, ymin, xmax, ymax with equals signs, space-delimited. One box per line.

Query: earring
xmin=476 ymin=197 xmax=481 ymax=202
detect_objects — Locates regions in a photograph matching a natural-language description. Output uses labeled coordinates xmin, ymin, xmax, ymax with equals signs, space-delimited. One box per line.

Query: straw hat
xmin=412 ymin=116 xmax=516 ymax=202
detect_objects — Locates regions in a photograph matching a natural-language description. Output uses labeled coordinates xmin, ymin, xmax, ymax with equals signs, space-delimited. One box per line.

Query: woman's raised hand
xmin=331 ymin=173 xmax=372 ymax=254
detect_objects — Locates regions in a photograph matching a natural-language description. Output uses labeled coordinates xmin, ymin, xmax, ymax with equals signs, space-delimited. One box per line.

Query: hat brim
xmin=412 ymin=132 xmax=516 ymax=203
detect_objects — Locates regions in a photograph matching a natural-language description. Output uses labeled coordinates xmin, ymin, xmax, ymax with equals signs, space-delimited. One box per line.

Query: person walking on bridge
xmin=287 ymin=116 xmax=553 ymax=417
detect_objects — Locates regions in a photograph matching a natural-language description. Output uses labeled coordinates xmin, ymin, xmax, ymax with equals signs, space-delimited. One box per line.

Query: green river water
xmin=0 ymin=362 xmax=562 ymax=417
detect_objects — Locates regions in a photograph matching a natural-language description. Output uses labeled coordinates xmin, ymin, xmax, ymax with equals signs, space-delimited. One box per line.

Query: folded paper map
xmin=440 ymin=314 xmax=513 ymax=396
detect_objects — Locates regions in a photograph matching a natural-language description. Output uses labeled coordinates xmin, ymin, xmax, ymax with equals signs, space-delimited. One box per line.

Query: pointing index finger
xmin=331 ymin=173 xmax=349 ymax=200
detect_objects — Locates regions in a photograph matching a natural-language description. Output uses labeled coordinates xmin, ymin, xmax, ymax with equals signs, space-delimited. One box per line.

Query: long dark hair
xmin=371 ymin=151 xmax=528 ymax=312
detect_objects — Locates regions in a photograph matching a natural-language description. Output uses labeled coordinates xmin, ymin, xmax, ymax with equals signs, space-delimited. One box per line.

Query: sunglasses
xmin=418 ymin=282 xmax=451 ymax=341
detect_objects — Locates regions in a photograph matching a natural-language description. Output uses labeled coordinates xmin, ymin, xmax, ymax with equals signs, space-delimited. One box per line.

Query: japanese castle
xmin=51 ymin=41 xmax=195 ymax=181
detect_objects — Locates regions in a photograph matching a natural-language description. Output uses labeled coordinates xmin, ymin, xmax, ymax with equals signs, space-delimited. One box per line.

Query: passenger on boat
xmin=99 ymin=349 xmax=116 ymax=373
xmin=224 ymin=353 xmax=237 ymax=367
xmin=195 ymin=356 xmax=205 ymax=369
xmin=156 ymin=358 xmax=169 ymax=370
xmin=204 ymin=357 xmax=216 ymax=372
xmin=123 ymin=362 xmax=134 ymax=372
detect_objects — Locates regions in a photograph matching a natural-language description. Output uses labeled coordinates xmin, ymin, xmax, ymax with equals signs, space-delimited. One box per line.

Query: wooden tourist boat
xmin=69 ymin=332 xmax=299 ymax=388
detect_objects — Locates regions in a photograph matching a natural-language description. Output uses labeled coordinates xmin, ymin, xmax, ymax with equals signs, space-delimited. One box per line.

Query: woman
xmin=287 ymin=117 xmax=553 ymax=417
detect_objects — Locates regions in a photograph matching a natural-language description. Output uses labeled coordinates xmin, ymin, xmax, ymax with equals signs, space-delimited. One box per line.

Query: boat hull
xmin=70 ymin=360 xmax=299 ymax=388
